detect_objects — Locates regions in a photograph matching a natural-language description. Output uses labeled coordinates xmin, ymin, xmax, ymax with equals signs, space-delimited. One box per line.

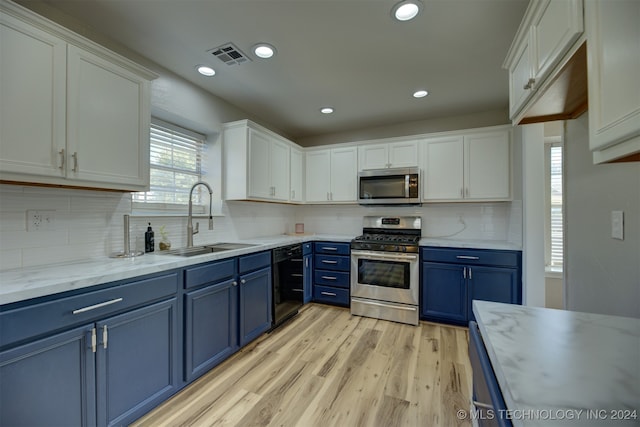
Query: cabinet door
xmin=96 ymin=298 xmax=178 ymax=427
xmin=532 ymin=0 xmax=583 ymax=84
xmin=586 ymin=0 xmax=640 ymax=154
xmin=508 ymin=34 xmax=534 ymax=119
xmin=303 ymin=253 xmax=313 ymax=304
xmin=465 ymin=131 xmax=511 ymax=200
xmin=305 ymin=150 xmax=331 ymax=202
xmin=330 ymin=147 xmax=357 ymax=202
xmin=389 ymin=140 xmax=419 ymax=168
xmin=247 ymin=128 xmax=273 ymax=199
xmin=270 ymin=138 xmax=290 ymax=201
xmin=0 ymin=325 xmax=96 ymax=427
xmin=421 ymin=262 xmax=467 ymax=323
xmin=423 ymin=136 xmax=464 ymax=201
xmin=468 ymin=266 xmax=519 ymax=322
xmin=66 ymin=46 xmax=149 ymax=189
xmin=185 ymin=279 xmax=238 ymax=382
xmin=290 ymin=147 xmax=304 ymax=202
xmin=0 ymin=14 xmax=66 ymax=178
xmin=359 ymin=143 xmax=389 ymax=170
xmin=239 ymin=267 xmax=272 ymax=346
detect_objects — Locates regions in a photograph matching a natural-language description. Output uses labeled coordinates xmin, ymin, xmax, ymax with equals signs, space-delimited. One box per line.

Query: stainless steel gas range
xmin=350 ymin=216 xmax=421 ymax=325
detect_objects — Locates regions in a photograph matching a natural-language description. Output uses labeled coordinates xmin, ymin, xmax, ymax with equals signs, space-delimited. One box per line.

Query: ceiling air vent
xmin=208 ymin=43 xmax=251 ymax=66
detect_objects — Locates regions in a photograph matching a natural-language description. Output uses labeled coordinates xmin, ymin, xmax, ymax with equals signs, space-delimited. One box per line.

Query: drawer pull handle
xmin=321 ymin=276 xmax=337 ymax=280
xmin=322 ymin=260 xmax=338 ymax=264
xmin=323 ymin=247 xmax=338 ymax=251
xmin=291 ymin=288 xmax=304 ymax=292
xmin=72 ymin=298 xmax=123 ymax=315
xmin=456 ymin=255 xmax=479 ymax=260
xmin=321 ymin=291 xmax=337 ymax=296
xmin=291 ymin=273 xmax=304 ymax=277
xmin=472 ymin=400 xmax=494 ymax=410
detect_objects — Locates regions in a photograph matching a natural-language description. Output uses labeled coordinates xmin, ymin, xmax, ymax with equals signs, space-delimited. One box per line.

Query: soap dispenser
xmin=145 ymin=223 xmax=155 ymax=253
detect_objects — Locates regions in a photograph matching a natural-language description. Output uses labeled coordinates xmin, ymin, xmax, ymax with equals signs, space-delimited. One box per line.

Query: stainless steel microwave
xmin=358 ymin=167 xmax=421 ymax=205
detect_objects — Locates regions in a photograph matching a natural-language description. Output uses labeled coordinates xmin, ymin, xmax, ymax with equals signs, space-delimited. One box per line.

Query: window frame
xmin=544 ymin=136 xmax=564 ymax=276
xmin=132 ymin=118 xmax=207 ymax=216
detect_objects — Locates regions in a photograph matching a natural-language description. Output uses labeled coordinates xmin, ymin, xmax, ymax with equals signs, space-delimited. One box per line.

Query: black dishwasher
xmin=272 ymin=244 xmax=304 ymax=328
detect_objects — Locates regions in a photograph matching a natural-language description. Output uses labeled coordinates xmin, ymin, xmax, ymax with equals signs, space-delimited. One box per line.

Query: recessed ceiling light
xmin=413 ymin=89 xmax=429 ymax=98
xmin=320 ymin=107 xmax=334 ymax=114
xmin=392 ymin=0 xmax=423 ymax=21
xmin=253 ymin=43 xmax=277 ymax=59
xmin=196 ymin=65 xmax=216 ymax=76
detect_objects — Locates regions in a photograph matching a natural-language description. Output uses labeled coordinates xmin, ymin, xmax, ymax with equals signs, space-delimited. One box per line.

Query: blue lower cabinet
xmin=311 ymin=241 xmax=351 ymax=307
xmin=421 ymin=262 xmax=467 ymax=323
xmin=303 ymin=253 xmax=313 ymax=304
xmin=184 ymin=279 xmax=238 ymax=382
xmin=239 ymin=266 xmax=272 ymax=346
xmin=97 ymin=298 xmax=179 ymax=427
xmin=313 ymin=285 xmax=350 ymax=306
xmin=0 ymin=324 xmax=96 ymax=427
xmin=420 ymin=247 xmax=522 ymax=324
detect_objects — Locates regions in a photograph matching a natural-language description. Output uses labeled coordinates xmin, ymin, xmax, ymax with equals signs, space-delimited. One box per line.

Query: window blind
xmin=549 ymin=145 xmax=563 ymax=269
xmin=133 ymin=119 xmax=205 ymax=209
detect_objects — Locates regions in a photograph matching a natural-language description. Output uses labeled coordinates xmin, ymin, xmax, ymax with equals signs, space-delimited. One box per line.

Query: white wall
xmin=564 ymin=115 xmax=640 ymax=318
xmin=521 ymin=123 xmax=546 ymax=307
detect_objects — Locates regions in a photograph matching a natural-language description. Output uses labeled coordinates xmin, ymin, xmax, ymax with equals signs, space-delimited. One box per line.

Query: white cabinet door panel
xmin=305 ymin=150 xmax=331 ymax=202
xmin=0 ymin=14 xmax=66 ymax=177
xmin=465 ymin=132 xmax=511 ymax=200
xmin=509 ymin=36 xmax=533 ymax=119
xmin=270 ymin=138 xmax=290 ymax=201
xmin=389 ymin=141 xmax=419 ymax=168
xmin=330 ymin=147 xmax=357 ymax=202
xmin=358 ymin=144 xmax=388 ymax=170
xmin=66 ymin=46 xmax=148 ymax=188
xmin=586 ymin=0 xmax=640 ymax=153
xmin=290 ymin=147 xmax=303 ymax=202
xmin=423 ymin=136 xmax=464 ymax=201
xmin=247 ymin=129 xmax=272 ymax=199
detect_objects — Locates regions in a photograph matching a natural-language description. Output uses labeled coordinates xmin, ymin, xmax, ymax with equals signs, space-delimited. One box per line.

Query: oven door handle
xmin=350 ymin=250 xmax=418 ymax=262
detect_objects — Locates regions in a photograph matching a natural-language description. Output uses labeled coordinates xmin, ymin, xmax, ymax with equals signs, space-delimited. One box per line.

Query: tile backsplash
xmin=0 ymin=184 xmax=522 ymax=270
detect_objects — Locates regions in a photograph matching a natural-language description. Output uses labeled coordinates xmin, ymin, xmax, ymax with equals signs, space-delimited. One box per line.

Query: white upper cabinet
xmin=290 ymin=147 xmax=304 ymax=203
xmin=223 ymin=120 xmax=297 ymax=203
xmin=0 ymin=2 xmax=155 ymax=191
xmin=423 ymin=128 xmax=511 ymax=202
xmin=305 ymin=147 xmax=357 ymax=203
xmin=358 ymin=140 xmax=418 ymax=170
xmin=586 ymin=0 xmax=640 ymax=163
xmin=504 ymin=0 xmax=584 ymax=123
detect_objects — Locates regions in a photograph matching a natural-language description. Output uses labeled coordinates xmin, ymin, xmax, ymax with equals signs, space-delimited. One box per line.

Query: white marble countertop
xmin=473 ymin=301 xmax=640 ymax=427
xmin=420 ymin=238 xmax=521 ymax=251
xmin=0 ymin=234 xmax=352 ymax=306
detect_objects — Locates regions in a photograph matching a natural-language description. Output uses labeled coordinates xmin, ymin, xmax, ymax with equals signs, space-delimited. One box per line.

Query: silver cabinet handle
xmin=456 ymin=255 xmax=479 ymax=260
xmin=232 ymin=281 xmax=238 ymax=287
xmin=469 ymin=267 xmax=473 ymax=280
xmin=472 ymin=400 xmax=494 ymax=410
xmin=90 ymin=327 xmax=97 ymax=353
xmin=463 ymin=267 xmax=467 ymax=279
xmin=72 ymin=298 xmax=123 ymax=314
xmin=291 ymin=273 xmax=303 ymax=277
xmin=321 ymin=291 xmax=337 ymax=296
xmin=321 ymin=276 xmax=337 ymax=280
xmin=58 ymin=149 xmax=65 ymax=170
xmin=460 ymin=188 xmax=464 ymax=197
xmin=291 ymin=288 xmax=304 ymax=292
xmin=523 ymin=77 xmax=536 ymax=90
xmin=322 ymin=260 xmax=338 ymax=264
xmin=102 ymin=325 xmax=108 ymax=349
xmin=241 ymin=279 xmax=246 ymax=284
xmin=323 ymin=247 xmax=338 ymax=251
xmin=465 ymin=187 xmax=469 ymax=197
xmin=352 ymin=298 xmax=417 ymax=311
xmin=72 ymin=152 xmax=78 ymax=172
xmin=305 ymin=258 xmax=309 ymax=268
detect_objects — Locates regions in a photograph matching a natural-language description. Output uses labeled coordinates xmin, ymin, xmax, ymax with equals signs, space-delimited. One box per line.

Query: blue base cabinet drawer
xmin=314 ymin=270 xmax=350 ymax=288
xmin=313 ymin=285 xmax=349 ymax=306
xmin=314 ymin=242 xmax=350 ymax=256
xmin=315 ymin=254 xmax=350 ymax=271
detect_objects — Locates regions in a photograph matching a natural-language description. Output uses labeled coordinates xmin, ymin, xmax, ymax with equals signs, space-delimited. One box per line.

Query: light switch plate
xmin=611 ymin=210 xmax=624 ymax=240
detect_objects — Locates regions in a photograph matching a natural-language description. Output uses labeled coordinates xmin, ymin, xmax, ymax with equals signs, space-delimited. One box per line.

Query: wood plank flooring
xmin=132 ymin=303 xmax=473 ymax=427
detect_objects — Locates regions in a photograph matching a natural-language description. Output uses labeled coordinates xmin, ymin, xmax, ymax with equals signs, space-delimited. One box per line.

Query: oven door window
xmin=357 ymin=258 xmax=410 ymax=289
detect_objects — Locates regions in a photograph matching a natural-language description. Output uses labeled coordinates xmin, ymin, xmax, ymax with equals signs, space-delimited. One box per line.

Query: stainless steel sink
xmin=161 ymin=242 xmax=258 ymax=257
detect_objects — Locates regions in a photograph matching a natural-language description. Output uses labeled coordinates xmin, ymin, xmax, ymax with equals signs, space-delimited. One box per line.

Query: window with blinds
xmin=133 ymin=119 xmax=206 ymax=211
xmin=545 ymin=143 xmax=563 ymax=271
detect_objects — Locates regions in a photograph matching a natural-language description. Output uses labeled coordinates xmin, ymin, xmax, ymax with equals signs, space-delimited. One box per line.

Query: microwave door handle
xmin=405 ymin=174 xmax=410 ymax=197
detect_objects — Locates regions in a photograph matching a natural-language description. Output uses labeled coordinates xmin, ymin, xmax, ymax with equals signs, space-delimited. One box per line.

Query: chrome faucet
xmin=187 ymin=181 xmax=214 ymax=248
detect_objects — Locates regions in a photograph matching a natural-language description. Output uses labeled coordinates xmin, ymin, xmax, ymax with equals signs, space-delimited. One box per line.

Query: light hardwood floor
xmin=133 ymin=303 xmax=473 ymax=427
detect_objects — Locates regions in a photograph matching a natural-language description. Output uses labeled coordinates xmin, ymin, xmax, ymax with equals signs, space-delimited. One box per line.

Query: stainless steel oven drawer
xmin=351 ymin=297 xmax=418 ymax=326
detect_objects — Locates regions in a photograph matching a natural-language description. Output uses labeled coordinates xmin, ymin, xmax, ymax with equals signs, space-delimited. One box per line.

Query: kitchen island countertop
xmin=473 ymin=300 xmax=640 ymax=426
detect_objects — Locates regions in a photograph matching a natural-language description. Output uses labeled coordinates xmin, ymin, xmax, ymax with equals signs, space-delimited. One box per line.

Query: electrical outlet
xmin=611 ymin=211 xmax=624 ymax=240
xmin=27 ymin=210 xmax=56 ymax=231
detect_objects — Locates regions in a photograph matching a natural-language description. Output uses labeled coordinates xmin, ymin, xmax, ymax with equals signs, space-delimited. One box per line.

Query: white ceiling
xmin=19 ymin=0 xmax=528 ymax=140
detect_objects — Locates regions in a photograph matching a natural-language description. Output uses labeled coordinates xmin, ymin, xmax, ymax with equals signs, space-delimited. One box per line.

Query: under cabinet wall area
xmin=0 ymin=2 xmax=157 ymax=191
